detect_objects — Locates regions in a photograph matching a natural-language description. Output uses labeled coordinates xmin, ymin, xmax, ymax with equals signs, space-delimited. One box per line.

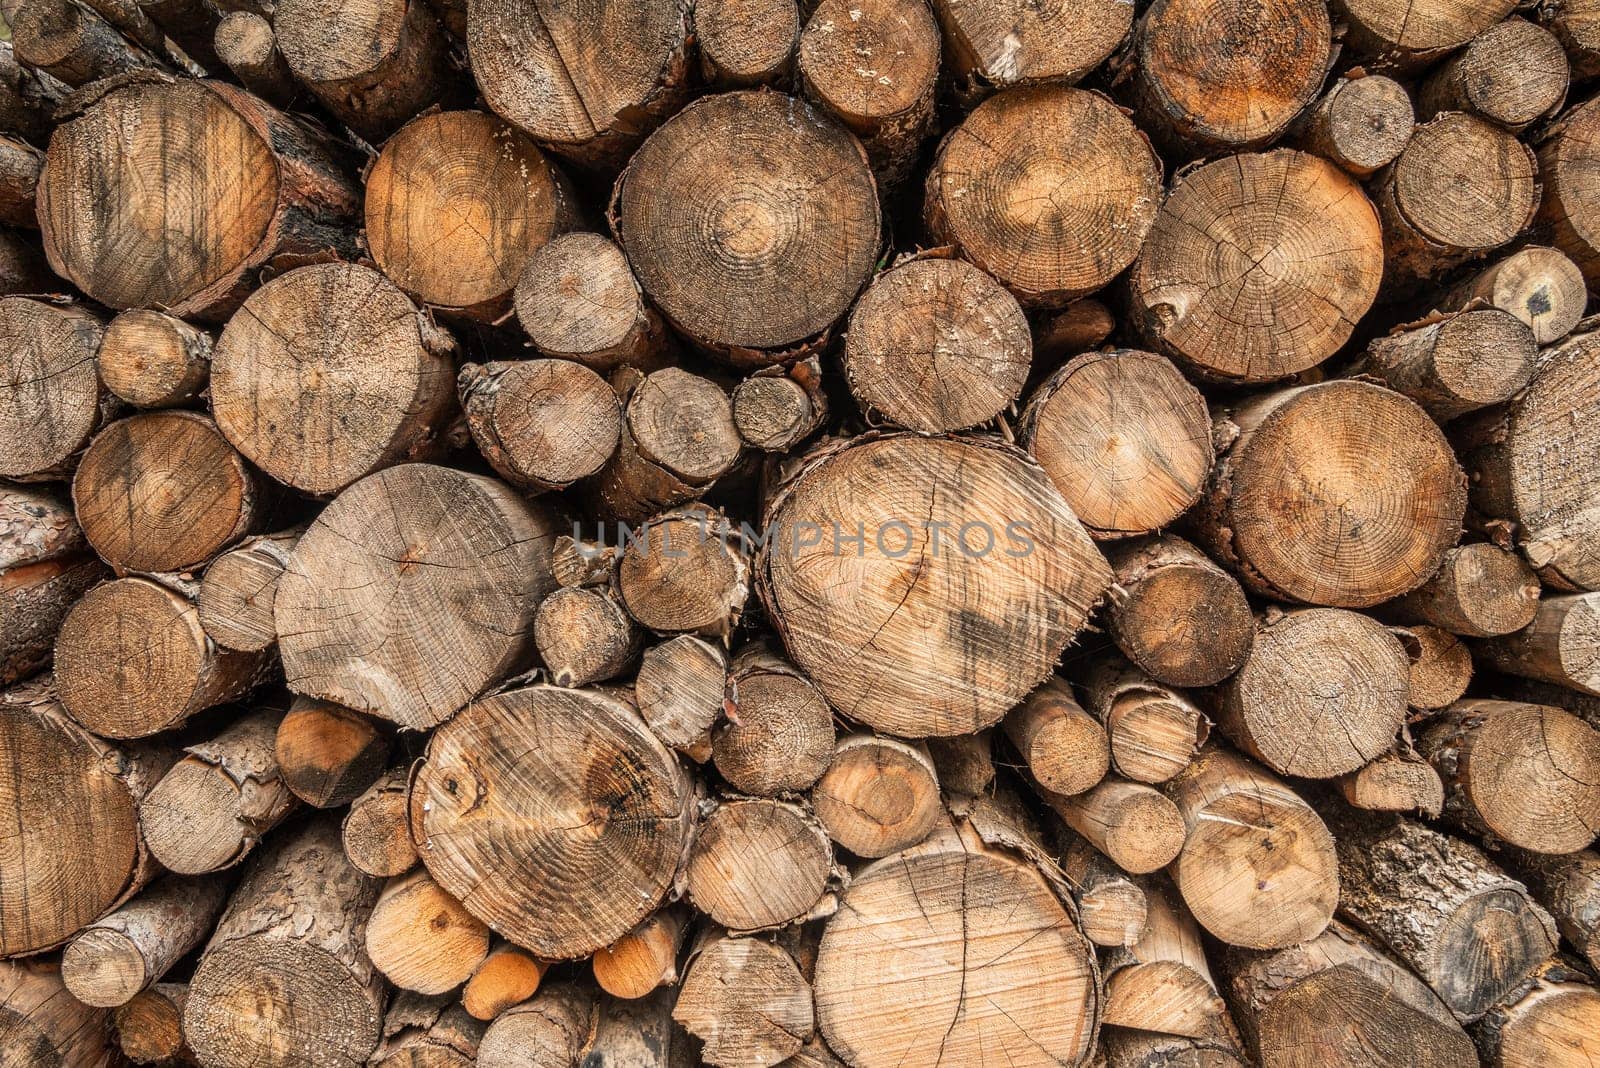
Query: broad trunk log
xmin=925 ymin=86 xmax=1160 ymax=308
xmin=1218 ymin=608 xmax=1410 ymax=778
xmin=0 ymin=483 xmax=106 ymax=685
xmin=458 ymin=359 xmax=621 ymax=494
xmin=184 ymin=816 xmax=385 ymax=1067
xmin=0 ymin=960 xmax=120 ymax=1067
xmin=1218 ymin=919 xmax=1476 ymax=1068
xmin=813 ymin=733 xmax=942 ymax=859
xmin=1165 ymin=747 xmax=1338 ymax=949
xmin=1020 ymin=350 xmax=1212 ymax=539
xmin=365 ymin=110 xmax=578 ymax=319
xmin=1416 ymin=698 xmax=1600 ymax=854
xmin=61 ymin=874 xmax=228 ymax=1008
xmin=55 ymin=575 xmax=267 ymax=738
xmin=616 ymin=91 xmax=879 ymax=364
xmin=1192 ymin=381 xmax=1466 ymax=607
xmin=37 ymin=74 xmax=360 ymax=321
xmin=1327 ymin=807 xmax=1558 ymax=1021
xmin=758 ymin=433 xmax=1111 ymax=737
xmin=712 ymin=644 xmax=835 ymax=796
xmin=843 ymin=254 xmax=1030 ymax=433
xmin=276 ymin=463 xmax=561 ymax=729
xmin=410 ymin=685 xmax=693 ymax=959
xmin=366 ymin=868 xmax=490 ymax=995
xmin=1129 ymin=150 xmax=1383 ymax=382
xmin=686 ymin=798 xmax=832 ymax=931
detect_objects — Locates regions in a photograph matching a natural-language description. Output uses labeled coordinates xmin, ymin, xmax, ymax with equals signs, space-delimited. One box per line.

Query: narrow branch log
xmin=590 ymin=369 xmax=743 ymax=523
xmin=1005 ymin=677 xmax=1109 ymax=796
xmin=813 ymin=733 xmax=941 ymax=859
xmin=635 ymin=634 xmax=727 ymax=761
xmin=459 ymin=359 xmax=620 ymax=495
xmin=1105 ymin=535 xmax=1253 ymax=688
xmin=1441 ymin=246 xmax=1588 ymax=346
xmin=1102 ymin=877 xmax=1227 ymax=1037
xmin=114 ymin=984 xmax=193 ymax=1065
xmin=714 ymin=644 xmax=835 ymax=796
xmin=1349 ymin=308 xmax=1538 ymax=421
xmin=366 ymin=868 xmax=490 ymax=995
xmin=1384 ymin=542 xmax=1542 ymax=638
xmin=1418 ymin=17 xmax=1569 ymax=131
xmin=0 ymin=296 xmax=110 ymax=483
xmin=687 ymin=798 xmax=833 ymax=931
xmin=1080 ymin=658 xmax=1207 ymax=784
xmin=732 ymin=359 xmax=827 ymax=453
xmin=213 ymin=11 xmax=296 ymax=107
xmin=1045 ymin=775 xmax=1186 ymax=875
xmin=926 ymin=0 xmax=1130 ymax=91
xmin=371 ymin=990 xmax=484 ymax=1067
xmin=1290 ymin=73 xmax=1414 ymax=176
xmin=1332 ymin=0 xmax=1515 ymax=68
xmin=514 ymin=232 xmax=673 ymax=374
xmin=1335 ymin=747 xmax=1446 ymax=817
xmin=478 ymin=982 xmax=597 ymax=1068
xmin=591 ymin=909 xmax=686 ymax=1000
xmin=275 ymin=697 xmax=390 ymax=809
xmin=534 ymin=585 xmax=640 ymax=688
xmin=696 ymin=0 xmax=798 ymax=87
xmin=1059 ymin=827 xmax=1147 ymax=948
xmin=13 ymin=0 xmax=161 ymax=85
xmin=196 ymin=526 xmax=302 ymax=653
xmin=0 ymin=483 xmax=106 ymax=685
xmin=463 ymin=940 xmax=547 ymax=1021
xmin=342 ymin=766 xmax=417 ymax=878
xmin=97 ymin=309 xmax=211 ymax=410
xmin=618 ymin=506 xmax=750 ymax=639
xmin=61 ymin=874 xmax=229 ymax=1008
xmin=1473 ymin=593 xmax=1600 ymax=696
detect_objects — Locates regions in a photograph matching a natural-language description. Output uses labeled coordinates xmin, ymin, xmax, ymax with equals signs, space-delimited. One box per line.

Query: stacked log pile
xmin=6 ymin=1 xmax=1600 ymax=1066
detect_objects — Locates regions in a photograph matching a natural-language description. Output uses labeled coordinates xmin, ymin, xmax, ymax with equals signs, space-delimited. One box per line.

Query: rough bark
xmin=365 ymin=110 xmax=578 ymax=319
xmin=1415 ymin=698 xmax=1600 ymax=854
xmin=1327 ymin=807 xmax=1558 ymax=1022
xmin=843 ymin=253 xmax=1030 ymax=433
xmin=55 ymin=575 xmax=267 ymax=738
xmin=758 ymin=433 xmax=1111 ymax=737
xmin=1129 ymin=150 xmax=1383 ymax=382
xmin=1020 ymin=350 xmax=1212 ymax=539
xmin=12 ymin=0 xmax=161 ymax=86
xmin=60 ymin=874 xmax=229 ymax=1008
xmin=0 ymin=483 xmax=106 ymax=685
xmin=37 ymin=74 xmax=360 ymax=321
xmin=1192 ymin=381 xmax=1467 ymax=607
xmin=1165 ymin=747 xmax=1338 ymax=949
xmin=184 ymin=816 xmax=386 ymax=1068
xmin=276 ymin=464 xmax=561 ymax=729
xmin=0 ymin=134 xmax=40 ymax=228
xmin=925 ymin=86 xmax=1160 ymax=308
xmin=410 ymin=685 xmax=694 ymax=959
xmin=1502 ymin=848 xmax=1600 ymax=973
xmin=615 ymin=91 xmax=879 ymax=364
xmin=72 ymin=410 xmax=261 ymax=572
xmin=813 ymin=733 xmax=942 ymax=859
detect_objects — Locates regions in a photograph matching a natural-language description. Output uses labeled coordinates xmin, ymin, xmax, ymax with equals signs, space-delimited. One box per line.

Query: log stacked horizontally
xmin=6 ymin=1 xmax=1600 ymax=1066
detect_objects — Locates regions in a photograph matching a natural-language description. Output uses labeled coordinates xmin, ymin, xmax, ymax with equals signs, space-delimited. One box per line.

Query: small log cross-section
xmin=1291 ymin=73 xmax=1415 ymax=177
xmin=458 ymin=359 xmax=622 ymax=495
xmin=1384 ymin=541 xmax=1541 ymax=638
xmin=409 ymin=685 xmax=693 ymax=959
xmin=591 ymin=910 xmax=684 ymax=1001
xmin=275 ymin=697 xmax=389 ymax=809
xmin=925 ymin=86 xmax=1161 ymax=309
xmin=813 ymin=817 xmax=1100 ymax=1068
xmin=1020 ymin=350 xmax=1212 ymax=540
xmin=685 ymin=798 xmax=833 ymax=931
xmin=276 ymin=464 xmax=561 ymax=730
xmin=1419 ymin=17 xmax=1570 ymax=131
xmin=97 ymin=309 xmax=212 ymax=410
xmin=365 ymin=869 xmax=490 ymax=996
xmin=342 ymin=767 xmax=417 ymax=879
xmin=72 ymin=411 xmax=260 ymax=574
xmin=514 ymin=232 xmax=673 ymax=373
xmin=635 ymin=634 xmax=727 ymax=761
xmin=759 ymin=433 xmax=1111 ymax=737
xmin=1442 ymin=246 xmax=1588 ymax=347
xmin=927 ymin=0 xmax=1131 ymax=91
xmin=674 ymin=934 xmax=813 ymax=1068
xmin=713 ymin=645 xmax=835 ymax=796
xmin=1218 ymin=608 xmax=1411 ymax=779
xmin=1045 ymin=775 xmax=1187 ymax=875
xmin=0 ymin=296 xmax=109 ymax=483
xmin=1416 ymin=698 xmax=1600 ymax=854
xmin=467 ymin=0 xmax=691 ymax=169
xmin=617 ymin=91 xmax=880 ymax=363
xmin=365 ymin=110 xmax=577 ymax=320
xmin=211 ymin=262 xmax=457 ymax=497
xmin=1351 ymin=308 xmax=1538 ymax=422
xmin=1129 ymin=149 xmax=1384 ymax=383
xmin=1166 ymin=747 xmax=1338 ymax=949
xmin=1455 ymin=327 xmax=1600 ymax=591
xmin=36 ymin=75 xmax=359 ymax=321
xmin=184 ymin=817 xmax=385 ymax=1068
xmin=697 ymin=0 xmax=799 ymax=87
xmin=813 ymin=734 xmax=942 ymax=859
xmin=197 ymin=528 xmax=304 ymax=654
xmin=1334 ymin=0 xmax=1516 ymax=67
xmin=842 ymin=255 xmax=1031 ymax=433
xmin=1194 ymin=380 xmax=1467 ymax=608
xmin=1105 ymin=534 xmax=1255 ymax=687
xmin=1129 ymin=0 xmax=1333 ymax=155
xmin=1005 ymin=677 xmax=1110 ymax=797
xmin=61 ymin=874 xmax=228 ymax=1008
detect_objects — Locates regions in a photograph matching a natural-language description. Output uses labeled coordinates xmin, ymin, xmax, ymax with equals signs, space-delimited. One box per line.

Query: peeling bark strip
xmin=0 ymin=483 xmax=105 ymax=685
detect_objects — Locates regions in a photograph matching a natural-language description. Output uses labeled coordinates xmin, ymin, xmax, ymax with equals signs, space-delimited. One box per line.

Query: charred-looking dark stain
xmin=951 ymin=608 xmax=1027 ymax=660
xmin=583 ymin=749 xmax=656 ymax=820
xmin=1527 ymin=287 xmax=1553 ymax=317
